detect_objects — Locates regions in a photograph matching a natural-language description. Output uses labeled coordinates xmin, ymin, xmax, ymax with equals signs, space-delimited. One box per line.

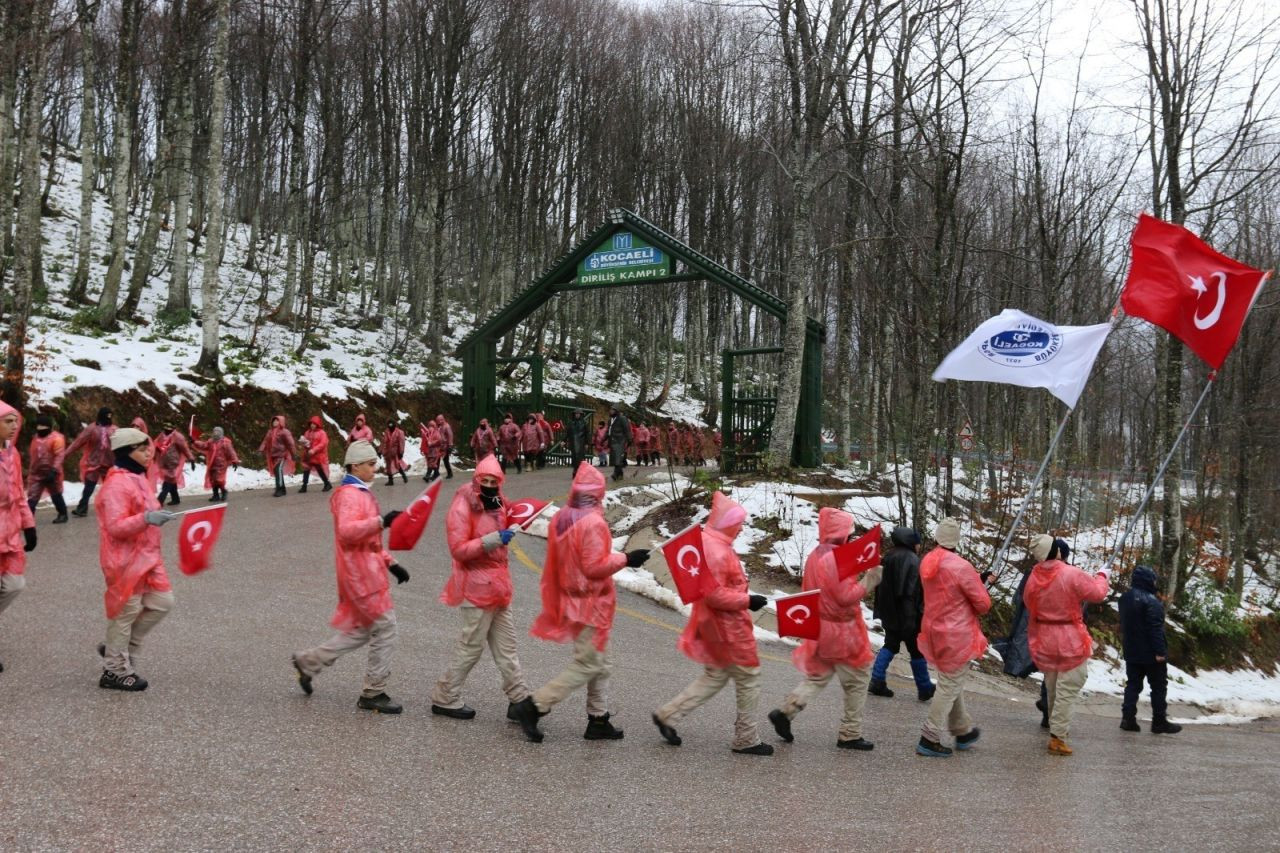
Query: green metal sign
xmin=576 ymin=230 xmax=671 ymax=285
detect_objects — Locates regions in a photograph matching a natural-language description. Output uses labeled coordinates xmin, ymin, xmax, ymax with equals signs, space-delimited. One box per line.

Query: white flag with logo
xmin=932 ymin=309 xmax=1111 ymax=408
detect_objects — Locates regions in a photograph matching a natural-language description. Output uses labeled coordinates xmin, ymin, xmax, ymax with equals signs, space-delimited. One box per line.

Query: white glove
xmin=481 ymin=530 xmax=505 ymax=553
xmin=145 ymin=510 xmax=177 ymax=527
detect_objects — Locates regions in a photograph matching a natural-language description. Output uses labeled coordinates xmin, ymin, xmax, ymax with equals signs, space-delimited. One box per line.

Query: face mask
xmin=36 ymin=427 xmax=51 ymax=436
xmin=479 ymin=484 xmax=501 ymax=509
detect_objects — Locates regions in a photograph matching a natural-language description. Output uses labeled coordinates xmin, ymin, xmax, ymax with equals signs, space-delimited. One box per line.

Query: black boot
xmin=321 ymin=481 xmax=332 ymax=492
xmin=386 ymin=476 xmax=395 ymax=486
xmin=400 ymin=471 xmax=408 ymax=483
xmin=731 ymin=742 xmax=774 ymax=756
xmin=431 ymin=704 xmax=476 ymax=720
xmin=837 ymin=737 xmax=875 ymax=751
xmin=273 ymin=486 xmax=286 ymax=497
xmin=768 ymin=709 xmax=793 ymax=743
xmin=357 ymin=693 xmax=403 ymax=714
xmin=99 ymin=669 xmax=148 ymax=691
xmin=291 ymin=654 xmax=313 ymax=695
xmin=1151 ymin=717 xmax=1182 ymax=734
xmin=512 ymin=697 xmax=545 ymax=742
xmin=298 ymin=484 xmax=308 ymax=493
xmin=71 ymin=507 xmax=88 ymax=517
xmin=1120 ymin=714 xmax=1141 ymax=732
xmin=869 ymin=679 xmax=894 ymax=698
xmin=584 ymin=713 xmax=624 ymax=740
xmin=652 ymin=713 xmax=681 ymax=746
xmin=52 ymin=512 xmax=69 ymax=524
xmin=208 ymin=492 xmax=220 ymax=502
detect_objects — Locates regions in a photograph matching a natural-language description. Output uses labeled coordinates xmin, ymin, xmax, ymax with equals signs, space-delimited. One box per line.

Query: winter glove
xmin=145 ymin=510 xmax=177 ymax=527
xmin=23 ymin=527 xmax=36 ymax=553
xmin=980 ymin=570 xmax=994 ymax=584
xmin=382 ymin=510 xmax=402 ymax=529
xmin=388 ymin=563 xmax=410 ymax=585
xmin=625 ymin=548 xmax=650 ymax=568
xmin=748 ymin=594 xmax=768 ymax=612
xmin=481 ymin=530 xmax=505 ymax=552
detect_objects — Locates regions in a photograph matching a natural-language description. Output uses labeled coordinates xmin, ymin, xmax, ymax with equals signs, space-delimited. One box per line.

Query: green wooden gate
xmin=721 ymin=348 xmax=780 ymax=474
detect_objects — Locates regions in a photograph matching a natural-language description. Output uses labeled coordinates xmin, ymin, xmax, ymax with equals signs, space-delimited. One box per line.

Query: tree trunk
xmin=195 ymin=0 xmax=231 ymax=375
xmin=165 ymin=67 xmax=195 ymax=317
xmin=69 ymin=0 xmax=100 ymax=303
xmin=767 ymin=154 xmax=815 ymax=468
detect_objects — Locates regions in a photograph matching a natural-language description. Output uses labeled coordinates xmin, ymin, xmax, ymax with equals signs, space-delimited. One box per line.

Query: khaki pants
xmin=1045 ymin=661 xmax=1089 ymax=740
xmin=532 ymin=627 xmax=611 ymax=716
xmin=922 ymin=666 xmax=974 ymax=743
xmin=780 ymin=663 xmax=871 ymax=741
xmin=295 ymin=611 xmax=397 ymax=698
xmin=104 ymin=590 xmax=174 ymax=676
xmin=431 ymin=603 xmax=529 ymax=708
xmin=0 ymin=571 xmax=25 ymax=617
xmin=656 ymin=665 xmax=762 ymax=750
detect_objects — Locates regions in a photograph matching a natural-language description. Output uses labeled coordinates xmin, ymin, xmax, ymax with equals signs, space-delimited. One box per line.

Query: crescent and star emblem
xmin=186 ymin=520 xmax=213 ymax=552
xmin=786 ymin=604 xmax=811 ymax=624
xmin=510 ymin=502 xmax=533 ymax=519
xmin=675 ymin=545 xmax=701 ymax=576
xmin=859 ymin=542 xmax=877 ymax=563
xmin=1189 ymin=272 xmax=1227 ymax=330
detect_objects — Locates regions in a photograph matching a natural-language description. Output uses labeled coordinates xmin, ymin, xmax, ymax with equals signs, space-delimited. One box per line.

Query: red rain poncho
xmin=435 ymin=415 xmax=453 ymax=448
xmin=535 ymin=414 xmax=553 ymax=447
xmin=633 ymin=424 xmax=650 ymax=447
xmin=419 ymin=422 xmax=442 ymax=466
xmin=519 ymin=422 xmax=542 ymax=453
xmin=195 ymin=436 xmax=240 ymax=488
xmin=917 ymin=546 xmax=991 ymax=675
xmin=676 ymin=491 xmax=758 ymax=668
xmin=791 ymin=508 xmax=874 ymax=675
xmin=469 ymin=422 xmax=497 ymax=460
xmin=95 ymin=465 xmax=171 ymax=619
xmin=259 ymin=415 xmax=296 ymax=475
xmin=67 ymin=421 xmax=115 ymax=482
xmin=382 ymin=426 xmax=407 ymax=474
xmin=593 ymin=426 xmax=608 ymax=453
xmin=1024 ymin=559 xmax=1110 ymax=673
xmin=441 ymin=455 xmax=513 ymax=609
xmin=530 ymin=464 xmax=626 ymax=651
xmin=498 ymin=421 xmax=521 ymax=458
xmin=328 ymin=479 xmax=394 ymax=631
xmin=348 ymin=414 xmax=373 ymax=443
xmin=153 ymin=430 xmax=195 ymax=487
xmin=302 ymin=418 xmax=330 ymax=471
xmin=0 ymin=402 xmax=35 ymax=572
xmin=26 ymin=429 xmax=67 ymax=500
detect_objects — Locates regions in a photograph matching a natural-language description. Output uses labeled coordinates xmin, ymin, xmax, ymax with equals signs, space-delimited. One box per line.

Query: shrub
xmin=1180 ymin=585 xmax=1250 ymax=644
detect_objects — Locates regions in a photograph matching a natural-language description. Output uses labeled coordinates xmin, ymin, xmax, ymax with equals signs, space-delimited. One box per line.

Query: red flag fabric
xmin=388 ymin=478 xmax=443 ymax=550
xmin=178 ymin=505 xmax=226 ymax=575
xmin=775 ymin=589 xmax=822 ymax=640
xmin=188 ymin=415 xmax=202 ymax=441
xmin=506 ymin=497 xmax=551 ymax=530
xmin=834 ymin=526 xmax=882 ymax=581
xmin=661 ymin=523 xmax=717 ymax=605
xmin=1122 ymin=213 xmax=1269 ymax=369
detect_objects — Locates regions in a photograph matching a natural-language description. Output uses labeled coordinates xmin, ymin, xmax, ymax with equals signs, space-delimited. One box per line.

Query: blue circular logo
xmin=979 ymin=321 xmax=1062 ymax=368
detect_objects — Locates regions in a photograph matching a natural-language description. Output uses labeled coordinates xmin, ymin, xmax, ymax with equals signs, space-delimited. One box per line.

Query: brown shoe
xmin=1048 ymin=735 xmax=1073 ymax=756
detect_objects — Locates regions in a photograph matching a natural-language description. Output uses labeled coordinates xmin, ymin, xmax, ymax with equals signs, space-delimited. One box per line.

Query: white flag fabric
xmin=932 ymin=309 xmax=1111 ymax=408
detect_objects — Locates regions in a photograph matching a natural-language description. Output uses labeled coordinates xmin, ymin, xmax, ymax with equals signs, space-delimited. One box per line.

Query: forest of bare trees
xmin=2 ymin=0 xmax=1279 ymax=602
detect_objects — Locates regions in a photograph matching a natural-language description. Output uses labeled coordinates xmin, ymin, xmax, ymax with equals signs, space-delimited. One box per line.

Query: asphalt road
xmin=1 ymin=466 xmax=1275 ymax=852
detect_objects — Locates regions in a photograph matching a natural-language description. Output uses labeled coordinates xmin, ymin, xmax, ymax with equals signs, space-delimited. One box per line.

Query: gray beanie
xmin=344 ymin=440 xmax=377 ymax=466
xmin=933 ymin=517 xmax=961 ymax=550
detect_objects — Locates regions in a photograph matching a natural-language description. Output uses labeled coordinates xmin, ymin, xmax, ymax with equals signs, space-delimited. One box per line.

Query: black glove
xmin=748 ymin=594 xmax=768 ymax=612
xmin=980 ymin=570 xmax=993 ymax=584
xmin=625 ymin=548 xmax=650 ymax=568
xmin=23 ymin=527 xmax=36 ymax=553
xmin=382 ymin=510 xmax=402 ymax=528
xmin=388 ymin=563 xmax=410 ymax=584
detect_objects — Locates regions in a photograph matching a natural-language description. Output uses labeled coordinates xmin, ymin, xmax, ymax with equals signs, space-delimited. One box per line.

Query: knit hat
xmin=344 ymin=440 xmax=377 ymax=466
xmin=1031 ymin=534 xmax=1055 ymax=562
xmin=110 ymin=427 xmax=149 ymax=451
xmin=933 ymin=517 xmax=961 ymax=550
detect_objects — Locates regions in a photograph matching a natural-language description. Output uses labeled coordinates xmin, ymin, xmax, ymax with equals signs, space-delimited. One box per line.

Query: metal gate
xmin=721 ymin=347 xmax=780 ymax=474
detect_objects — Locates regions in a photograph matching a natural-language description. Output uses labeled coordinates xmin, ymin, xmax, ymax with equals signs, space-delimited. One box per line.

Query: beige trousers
xmin=780 ymin=663 xmax=871 ymax=741
xmin=656 ymin=664 xmax=762 ymax=750
xmin=922 ymin=666 xmax=974 ymax=743
xmin=1044 ymin=661 xmax=1089 ymax=740
xmin=532 ymin=627 xmax=611 ymax=716
xmin=295 ymin=611 xmax=397 ymax=698
xmin=104 ymin=590 xmax=174 ymax=676
xmin=0 ymin=571 xmax=25 ymax=617
xmin=431 ymin=603 xmax=529 ymax=708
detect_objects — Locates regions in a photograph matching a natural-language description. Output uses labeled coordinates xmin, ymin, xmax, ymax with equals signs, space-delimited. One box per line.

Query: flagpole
xmin=1101 ymin=371 xmax=1217 ymax=575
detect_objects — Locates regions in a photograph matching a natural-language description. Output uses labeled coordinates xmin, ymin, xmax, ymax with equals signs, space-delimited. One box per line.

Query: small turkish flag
xmin=188 ymin=415 xmax=202 ymax=441
xmin=661 ymin=523 xmax=718 ymax=604
xmin=776 ymin=589 xmax=822 ymax=640
xmin=178 ymin=505 xmax=226 ymax=575
xmin=1122 ymin=213 xmax=1269 ymax=369
xmin=388 ymin=478 xmax=443 ymax=550
xmin=834 ymin=527 xmax=882 ymax=581
xmin=506 ymin=497 xmax=551 ymax=529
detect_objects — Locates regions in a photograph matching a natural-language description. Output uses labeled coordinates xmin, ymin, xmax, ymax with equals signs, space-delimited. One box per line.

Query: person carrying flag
xmin=194 ymin=426 xmax=239 ymax=502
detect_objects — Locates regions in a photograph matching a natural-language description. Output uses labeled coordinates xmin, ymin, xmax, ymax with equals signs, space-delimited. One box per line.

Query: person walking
xmin=1119 ymin=565 xmax=1182 ymax=735
xmin=520 ymin=415 xmax=542 ymax=473
xmin=419 ymin=419 xmax=443 ymax=482
xmin=299 ymin=416 xmax=332 ymax=493
xmin=534 ymin=412 xmax=553 ymax=469
xmin=469 ymin=419 xmax=497 ymax=463
xmin=67 ymin=407 xmax=115 ymax=517
xmin=0 ymin=402 xmax=37 ymax=673
xmin=498 ymin=414 xmax=522 ymax=474
xmin=567 ymin=410 xmax=589 ymax=473
xmin=259 ymin=415 xmax=297 ymax=497
xmin=607 ymin=406 xmax=631 ymax=482
xmin=593 ymin=421 xmax=608 ymax=467
xmin=347 ymin=414 xmax=373 ymax=444
xmin=26 ymin=414 xmax=68 ymax=523
xmin=435 ymin=414 xmax=454 ymax=479
xmin=153 ymin=423 xmax=196 ymax=507
xmin=633 ymin=422 xmax=650 ymax=466
xmin=869 ymin=527 xmax=934 ymax=700
xmin=194 ymin=426 xmax=239 ymax=502
xmin=382 ymin=420 xmax=409 ymax=485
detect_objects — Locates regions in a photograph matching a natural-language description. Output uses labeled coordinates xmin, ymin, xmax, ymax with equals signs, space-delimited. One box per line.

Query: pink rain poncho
xmin=791 ymin=508 xmax=874 ymax=676
xmin=153 ymin=429 xmax=195 ymax=487
xmin=593 ymin=426 xmax=608 ymax=454
xmin=328 ymin=479 xmax=394 ymax=632
xmin=498 ymin=419 xmax=522 ymax=459
xmin=441 ymin=455 xmax=513 ymax=609
xmin=917 ymin=546 xmax=991 ymax=675
xmin=676 ymin=491 xmax=758 ymax=668
xmin=95 ymin=465 xmax=171 ymax=619
xmin=0 ymin=402 xmax=35 ymax=574
xmin=195 ymin=436 xmax=240 ymax=488
xmin=259 ymin=415 xmax=296 ymax=476
xmin=26 ymin=429 xmax=67 ymax=501
xmin=419 ymin=422 xmax=442 ymax=466
xmin=382 ymin=426 xmax=407 ymax=474
xmin=302 ymin=418 xmax=330 ymax=472
xmin=535 ymin=414 xmax=553 ymax=447
xmin=1024 ymin=559 xmax=1110 ymax=673
xmin=519 ymin=421 xmax=542 ymax=454
xmin=348 ymin=414 xmax=373 ymax=443
xmin=530 ymin=464 xmax=627 ymax=651
xmin=435 ymin=415 xmax=453 ymax=448
xmin=469 ymin=421 xmax=497 ymax=460
xmin=66 ymin=421 xmax=115 ymax=482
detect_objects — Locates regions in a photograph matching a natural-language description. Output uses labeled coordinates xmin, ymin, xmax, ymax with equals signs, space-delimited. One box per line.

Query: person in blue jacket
xmin=1118 ymin=565 xmax=1181 ymax=734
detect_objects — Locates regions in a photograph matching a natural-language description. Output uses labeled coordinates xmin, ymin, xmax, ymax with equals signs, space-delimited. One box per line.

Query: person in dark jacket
xmin=606 ymin=406 xmax=631 ymax=483
xmin=869 ymin=526 xmax=935 ymax=700
xmin=1118 ymin=565 xmax=1181 ymax=734
xmin=567 ymin=411 xmax=590 ymax=473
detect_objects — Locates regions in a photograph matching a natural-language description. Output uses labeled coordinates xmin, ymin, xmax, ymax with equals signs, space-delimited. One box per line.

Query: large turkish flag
xmin=1122 ymin=213 xmax=1269 ymax=369
xmin=388 ymin=478 xmax=443 ymax=551
xmin=775 ymin=589 xmax=822 ymax=640
xmin=178 ymin=505 xmax=226 ymax=575
xmin=661 ymin=523 xmax=717 ymax=604
xmin=834 ymin=527 xmax=882 ymax=581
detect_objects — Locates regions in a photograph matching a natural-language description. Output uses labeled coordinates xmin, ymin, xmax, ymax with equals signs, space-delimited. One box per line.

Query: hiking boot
xmin=507 ymin=702 xmax=521 ymax=723
xmin=71 ymin=507 xmax=88 ymax=518
xmin=1120 ymin=715 xmax=1141 ymax=732
xmin=52 ymin=512 xmax=69 ymax=524
xmin=298 ymin=484 xmax=308 ymax=493
xmin=208 ymin=493 xmax=220 ymax=502
xmin=837 ymin=737 xmax=874 ymax=751
xmin=321 ymin=482 xmax=332 ymax=492
xmin=99 ymin=669 xmax=147 ymax=691
xmin=400 ymin=471 xmax=408 ymax=483
xmin=357 ymin=693 xmax=402 ymax=714
xmin=731 ymin=742 xmax=774 ymax=756
xmin=512 ymin=697 xmax=544 ymax=742
xmin=431 ymin=704 xmax=476 ymax=720
xmin=272 ymin=487 xmax=286 ymax=497
xmin=768 ymin=709 xmax=793 ymax=743
xmin=1151 ymin=718 xmax=1182 ymax=734
xmin=955 ymin=728 xmax=981 ymax=750
xmin=584 ymin=713 xmax=625 ymax=740
xmin=868 ymin=679 xmax=894 ymax=698
xmin=168 ymin=496 xmax=181 ymax=506
xmin=291 ymin=654 xmax=313 ymax=695
xmin=916 ymin=736 xmax=952 ymax=757
xmin=386 ymin=477 xmax=395 ymax=486
xmin=1048 ymin=735 xmax=1073 ymax=756
xmin=652 ymin=713 xmax=681 ymax=746
xmin=917 ymin=684 xmax=936 ymax=701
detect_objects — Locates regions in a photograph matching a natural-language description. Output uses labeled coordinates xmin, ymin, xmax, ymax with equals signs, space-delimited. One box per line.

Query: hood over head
xmin=706 ymin=491 xmax=747 ymax=537
xmin=1132 ymin=565 xmax=1159 ymax=594
xmin=473 ymin=453 xmax=505 ymax=485
xmin=818 ymin=507 xmax=855 ymax=545
xmin=890 ymin=526 xmax=921 ymax=548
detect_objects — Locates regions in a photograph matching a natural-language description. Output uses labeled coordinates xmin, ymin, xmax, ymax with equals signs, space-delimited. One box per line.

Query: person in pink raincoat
xmin=430 ymin=454 xmax=530 ymax=721
xmin=291 ymin=440 xmax=410 ymax=714
xmin=593 ymin=421 xmax=608 ymax=467
xmin=497 ymin=413 xmax=522 ymax=474
xmin=768 ymin=508 xmax=877 ymax=750
xmin=26 ymin=414 xmax=68 ymax=523
xmin=299 ymin=416 xmax=332 ymax=493
xmin=381 ymin=420 xmax=408 ymax=486
xmin=513 ymin=463 xmax=650 ymax=743
xmin=915 ymin=517 xmax=992 ymax=757
xmin=347 ymin=414 xmax=373 ymax=444
xmin=633 ymin=422 xmax=651 ymax=466
xmin=435 ymin=414 xmax=454 ymax=479
xmin=1024 ymin=534 xmax=1110 ymax=756
xmin=653 ymin=491 xmax=772 ymax=755
xmin=469 ymin=418 xmax=497 ymax=462
xmin=67 ymin=407 xmax=115 ymax=517
xmin=519 ymin=415 xmax=543 ymax=472
xmin=260 ymin=415 xmax=297 ymax=497
xmin=152 ymin=423 xmax=195 ymax=507
xmin=419 ymin=420 xmax=443 ymax=482
xmin=0 ymin=402 xmax=37 ymax=672
xmin=534 ymin=412 xmax=553 ymax=469
xmin=665 ymin=423 xmax=680 ymax=466
xmin=93 ymin=427 xmax=178 ymax=691
xmin=194 ymin=426 xmax=239 ymax=502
